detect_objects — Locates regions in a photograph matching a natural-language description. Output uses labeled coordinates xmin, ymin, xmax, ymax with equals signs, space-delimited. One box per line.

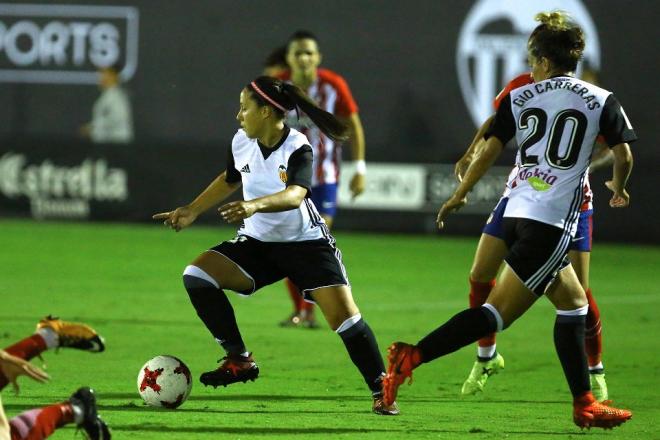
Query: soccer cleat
xmin=573 ymin=392 xmax=632 ymax=429
xmin=382 ymin=342 xmax=423 ymax=406
xmin=590 ymin=371 xmax=609 ymax=402
xmin=460 ymin=353 xmax=505 ymax=395
xmin=69 ymin=387 xmax=111 ymax=440
xmin=37 ymin=315 xmax=105 ymax=352
xmin=200 ymin=353 xmax=259 ymax=388
xmin=372 ymin=393 xmax=400 ymax=415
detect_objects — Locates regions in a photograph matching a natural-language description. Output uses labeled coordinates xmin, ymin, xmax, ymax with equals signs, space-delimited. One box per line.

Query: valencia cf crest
xmin=278 ymin=165 xmax=287 ymax=183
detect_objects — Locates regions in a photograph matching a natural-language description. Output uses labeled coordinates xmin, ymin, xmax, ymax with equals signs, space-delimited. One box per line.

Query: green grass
xmin=1 ymin=219 xmax=659 ymax=439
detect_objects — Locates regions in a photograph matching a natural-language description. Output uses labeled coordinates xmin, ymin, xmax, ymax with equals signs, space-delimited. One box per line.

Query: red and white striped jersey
xmin=279 ymin=68 xmax=358 ymax=186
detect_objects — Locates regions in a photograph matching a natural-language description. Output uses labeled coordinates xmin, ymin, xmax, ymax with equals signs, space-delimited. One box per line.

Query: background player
xmin=455 ymin=71 xmax=613 ymax=400
xmin=153 ymin=75 xmax=398 ymax=415
xmin=383 ymin=11 xmax=635 ymax=429
xmin=277 ymin=30 xmax=367 ymax=328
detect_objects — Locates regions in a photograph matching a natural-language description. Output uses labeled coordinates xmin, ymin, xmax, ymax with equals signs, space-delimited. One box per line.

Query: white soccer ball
xmin=137 ymin=355 xmax=192 ymax=409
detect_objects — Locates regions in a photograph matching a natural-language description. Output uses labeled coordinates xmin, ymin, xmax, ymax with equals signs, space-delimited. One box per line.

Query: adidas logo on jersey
xmin=240 ymin=164 xmax=251 ymax=173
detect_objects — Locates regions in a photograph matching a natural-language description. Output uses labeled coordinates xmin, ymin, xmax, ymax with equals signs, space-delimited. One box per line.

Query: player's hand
xmin=454 ymin=157 xmax=472 ymax=183
xmin=153 ymin=206 xmax=198 ymax=232
xmin=605 ymin=181 xmax=629 ymax=208
xmin=219 ymin=201 xmax=257 ymax=223
xmin=349 ymin=173 xmax=365 ymax=200
xmin=436 ymin=194 xmax=467 ymax=229
xmin=0 ymin=350 xmax=49 ymax=395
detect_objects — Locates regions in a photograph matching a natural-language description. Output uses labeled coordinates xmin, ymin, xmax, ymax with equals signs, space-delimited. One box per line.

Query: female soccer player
xmin=153 ymin=75 xmax=398 ymax=415
xmin=383 ymin=12 xmax=635 ymax=429
xmin=276 ymin=30 xmax=367 ymax=328
xmin=456 ymin=72 xmax=613 ymax=401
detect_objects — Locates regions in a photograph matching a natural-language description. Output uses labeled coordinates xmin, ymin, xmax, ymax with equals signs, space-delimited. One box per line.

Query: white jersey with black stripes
xmin=489 ymin=76 xmax=636 ymax=236
xmin=229 ymin=128 xmax=326 ymax=242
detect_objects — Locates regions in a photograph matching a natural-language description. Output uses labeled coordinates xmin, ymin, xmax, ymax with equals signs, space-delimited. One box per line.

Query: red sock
xmin=301 ymin=299 xmax=315 ymax=317
xmin=9 ymin=402 xmax=73 ymax=440
xmin=584 ymin=288 xmax=603 ymax=368
xmin=285 ymin=278 xmax=304 ymax=313
xmin=469 ymin=278 xmax=496 ymax=347
xmin=1 ymin=335 xmax=48 ymax=391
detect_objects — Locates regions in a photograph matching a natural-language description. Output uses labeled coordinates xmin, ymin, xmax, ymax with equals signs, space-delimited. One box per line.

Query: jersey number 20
xmin=517 ymin=108 xmax=588 ymax=170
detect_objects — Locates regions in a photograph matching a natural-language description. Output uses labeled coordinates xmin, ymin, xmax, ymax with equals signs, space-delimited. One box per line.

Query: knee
xmin=182 ymin=265 xmax=220 ymax=290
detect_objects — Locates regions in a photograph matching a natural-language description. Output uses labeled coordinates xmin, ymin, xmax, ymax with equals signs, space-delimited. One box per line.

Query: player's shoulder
xmin=232 ymin=129 xmax=252 ymax=148
xmin=276 ymin=70 xmax=291 ymax=81
xmin=317 ymin=68 xmax=349 ymax=87
xmin=508 ymin=72 xmax=534 ymax=91
xmin=285 ymin=127 xmax=311 ymax=149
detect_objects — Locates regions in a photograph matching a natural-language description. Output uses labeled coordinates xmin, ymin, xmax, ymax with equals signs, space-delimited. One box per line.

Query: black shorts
xmin=502 ymin=218 xmax=572 ymax=296
xmin=209 ymin=235 xmax=349 ymax=301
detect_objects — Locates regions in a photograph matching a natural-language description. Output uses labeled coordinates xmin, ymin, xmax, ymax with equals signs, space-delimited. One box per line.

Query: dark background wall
xmin=0 ymin=0 xmax=658 ymax=243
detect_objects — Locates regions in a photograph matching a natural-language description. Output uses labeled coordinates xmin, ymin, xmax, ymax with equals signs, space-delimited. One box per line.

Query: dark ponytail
xmin=246 ymin=76 xmax=349 ymax=142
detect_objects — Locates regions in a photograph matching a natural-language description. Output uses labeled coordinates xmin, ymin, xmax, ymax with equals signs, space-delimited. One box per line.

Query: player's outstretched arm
xmin=0 ymin=350 xmax=49 ymax=395
xmin=219 ymin=185 xmax=307 ymax=223
xmin=455 ymin=114 xmax=494 ymax=182
xmin=344 ymin=113 xmax=366 ymax=199
xmin=606 ymin=143 xmax=633 ymax=208
xmin=153 ymin=170 xmax=241 ymax=232
xmin=438 ymin=135 xmax=503 ymax=229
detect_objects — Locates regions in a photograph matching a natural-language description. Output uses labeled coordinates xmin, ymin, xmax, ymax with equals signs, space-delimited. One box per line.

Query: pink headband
xmin=250 ymin=81 xmax=287 ymax=112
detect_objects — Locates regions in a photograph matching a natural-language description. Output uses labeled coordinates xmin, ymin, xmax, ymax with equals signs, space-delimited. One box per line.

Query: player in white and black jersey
xmin=153 ymin=76 xmax=398 ymax=416
xmin=382 ymin=12 xmax=635 ymax=429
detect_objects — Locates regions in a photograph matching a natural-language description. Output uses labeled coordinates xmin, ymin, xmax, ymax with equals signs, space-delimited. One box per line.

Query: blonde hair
xmin=529 ymin=10 xmax=585 ymax=71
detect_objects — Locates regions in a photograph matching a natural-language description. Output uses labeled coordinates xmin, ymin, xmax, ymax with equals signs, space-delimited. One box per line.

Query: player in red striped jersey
xmin=455 ymin=70 xmax=612 ymax=400
xmin=277 ymin=30 xmax=367 ymax=329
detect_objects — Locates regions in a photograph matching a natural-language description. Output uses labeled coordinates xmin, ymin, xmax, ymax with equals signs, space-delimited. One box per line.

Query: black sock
xmin=554 ymin=314 xmax=590 ymax=397
xmin=183 ymin=274 xmax=246 ymax=355
xmin=417 ymin=307 xmax=498 ymax=363
xmin=337 ymin=319 xmax=386 ymax=394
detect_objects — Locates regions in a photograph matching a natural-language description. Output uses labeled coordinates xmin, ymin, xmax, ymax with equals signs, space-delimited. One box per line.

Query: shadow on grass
xmin=99 ymin=392 xmax=368 ymax=402
xmin=111 ymin=424 xmax=578 ymax=436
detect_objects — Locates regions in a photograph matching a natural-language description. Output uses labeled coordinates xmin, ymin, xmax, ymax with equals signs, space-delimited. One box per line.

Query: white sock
xmin=36 ymin=328 xmax=59 ymax=349
xmin=589 ymin=362 xmax=604 ymax=372
xmin=477 ymin=345 xmax=496 ymax=360
xmin=70 ymin=402 xmax=84 ymax=425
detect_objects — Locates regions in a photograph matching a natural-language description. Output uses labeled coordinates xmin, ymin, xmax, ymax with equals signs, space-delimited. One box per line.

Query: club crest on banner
xmin=456 ymin=0 xmax=600 ymax=127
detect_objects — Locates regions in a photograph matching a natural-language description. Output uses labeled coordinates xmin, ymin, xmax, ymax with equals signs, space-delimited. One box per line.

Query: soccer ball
xmin=137 ymin=355 xmax=192 ymax=409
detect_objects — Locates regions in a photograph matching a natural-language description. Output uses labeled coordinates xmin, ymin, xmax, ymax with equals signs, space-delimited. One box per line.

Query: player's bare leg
xmin=384 ymin=267 xmax=536 ymax=405
xmin=462 ymin=233 xmax=507 ymax=395
xmin=312 ymin=286 xmax=398 ymax=415
xmin=186 ymin=251 xmax=259 ymax=388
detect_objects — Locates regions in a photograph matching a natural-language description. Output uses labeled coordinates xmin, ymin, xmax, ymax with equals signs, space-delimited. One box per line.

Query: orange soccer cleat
xmin=382 ymin=342 xmax=423 ymax=406
xmin=573 ymin=392 xmax=632 ymax=429
xmin=36 ymin=315 xmax=105 ymax=352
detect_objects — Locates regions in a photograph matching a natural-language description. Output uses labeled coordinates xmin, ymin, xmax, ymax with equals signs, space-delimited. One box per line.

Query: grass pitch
xmin=1 ymin=219 xmax=659 ymax=439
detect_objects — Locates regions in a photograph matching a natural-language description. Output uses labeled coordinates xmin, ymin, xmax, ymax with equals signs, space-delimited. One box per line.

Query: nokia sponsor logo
xmin=456 ymin=0 xmax=600 ymax=127
xmin=0 ymin=152 xmax=128 ymax=219
xmin=0 ymin=3 xmax=138 ymax=84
